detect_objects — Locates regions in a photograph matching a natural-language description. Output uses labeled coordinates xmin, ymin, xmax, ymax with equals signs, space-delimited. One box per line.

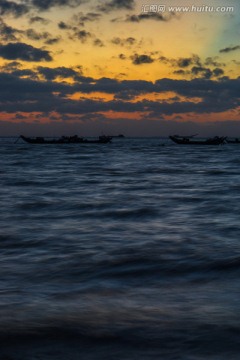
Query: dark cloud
xmin=0 ymin=20 xmax=60 ymax=48
xmin=73 ymin=29 xmax=92 ymax=42
xmin=177 ymin=58 xmax=193 ymax=68
xmin=131 ymin=54 xmax=154 ymax=65
xmin=159 ymin=54 xmax=225 ymax=79
xmin=29 ymin=0 xmax=86 ymax=11
xmin=173 ymin=69 xmax=186 ymax=75
xmin=125 ymin=12 xmax=175 ymax=22
xmin=58 ymin=22 xmax=101 ymax=45
xmin=154 ymin=78 xmax=240 ymax=109
xmin=15 ymin=113 xmax=26 ymax=120
xmin=10 ymin=68 xmax=38 ymax=79
xmin=0 ymin=0 xmax=86 ymax=18
xmin=191 ymin=55 xmax=202 ymax=67
xmin=25 ymin=29 xmax=50 ymax=41
xmin=159 ymin=54 xmax=201 ymax=68
xmin=0 ymin=61 xmax=21 ymax=71
xmin=58 ymin=12 xmax=101 ymax=32
xmin=0 ymin=61 xmax=34 ymax=79
xmin=111 ymin=37 xmax=136 ymax=47
xmin=29 ymin=16 xmax=49 ymax=24
xmin=191 ymin=66 xmax=224 ymax=79
xmin=0 ymin=19 xmax=22 ymax=42
xmin=0 ymin=68 xmax=239 ymax=118
xmin=204 ymin=57 xmax=224 ymax=67
xmin=25 ymin=29 xmax=61 ymax=44
xmin=45 ymin=37 xmax=60 ymax=45
xmin=119 ymin=53 xmax=126 ymax=60
xmin=0 ymin=42 xmax=52 ymax=62
xmin=159 ymin=55 xmax=169 ymax=64
xmin=37 ymin=66 xmax=83 ymax=80
xmin=114 ymin=90 xmax=139 ymax=100
xmin=0 ymin=0 xmax=86 ymax=14
xmin=93 ymin=39 xmax=104 ymax=47
xmin=73 ymin=12 xmax=102 ymax=26
xmin=191 ymin=66 xmax=212 ymax=79
xmin=0 ymin=0 xmax=29 ymax=17
xmin=219 ymin=45 xmax=240 ymax=53
xmin=97 ymin=0 xmax=135 ymax=12
xmin=58 ymin=21 xmax=71 ymax=29
xmin=37 ymin=65 xmax=95 ymax=83
xmin=212 ymin=68 xmax=224 ymax=77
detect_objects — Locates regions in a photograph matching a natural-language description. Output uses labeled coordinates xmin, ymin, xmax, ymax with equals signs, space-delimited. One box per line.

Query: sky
xmin=0 ymin=0 xmax=239 ymax=136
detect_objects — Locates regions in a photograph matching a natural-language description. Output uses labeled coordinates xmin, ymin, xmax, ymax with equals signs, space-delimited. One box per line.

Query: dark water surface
xmin=0 ymin=137 xmax=240 ymax=359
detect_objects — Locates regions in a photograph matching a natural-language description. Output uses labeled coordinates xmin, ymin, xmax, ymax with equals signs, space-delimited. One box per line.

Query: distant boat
xmin=169 ymin=134 xmax=226 ymax=145
xmin=225 ymin=137 xmax=240 ymax=144
xmin=109 ymin=134 xmax=125 ymax=138
xmin=20 ymin=135 xmax=112 ymax=144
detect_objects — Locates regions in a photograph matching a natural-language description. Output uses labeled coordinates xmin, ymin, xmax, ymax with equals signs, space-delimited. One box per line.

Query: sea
xmin=0 ymin=136 xmax=240 ymax=360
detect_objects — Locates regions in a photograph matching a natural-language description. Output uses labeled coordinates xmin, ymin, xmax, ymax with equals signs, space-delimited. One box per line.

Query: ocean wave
xmin=0 ymin=318 xmax=239 ymax=360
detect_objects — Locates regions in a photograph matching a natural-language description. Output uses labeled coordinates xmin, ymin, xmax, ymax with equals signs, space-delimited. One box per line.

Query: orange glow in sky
xmin=0 ymin=0 xmax=239 ymax=136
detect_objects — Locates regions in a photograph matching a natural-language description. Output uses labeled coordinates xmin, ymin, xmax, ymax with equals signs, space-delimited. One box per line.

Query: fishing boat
xmin=169 ymin=134 xmax=226 ymax=145
xmin=225 ymin=137 xmax=240 ymax=144
xmin=20 ymin=135 xmax=112 ymax=144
